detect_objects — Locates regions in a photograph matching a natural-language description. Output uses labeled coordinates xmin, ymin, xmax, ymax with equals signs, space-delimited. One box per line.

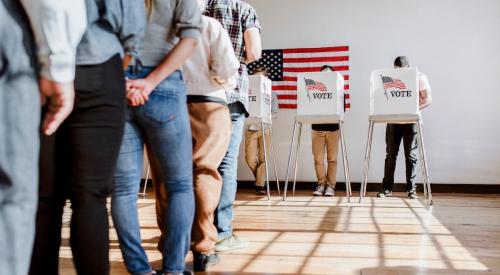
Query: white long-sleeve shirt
xmin=20 ymin=0 xmax=87 ymax=83
xmin=182 ymin=15 xmax=239 ymax=102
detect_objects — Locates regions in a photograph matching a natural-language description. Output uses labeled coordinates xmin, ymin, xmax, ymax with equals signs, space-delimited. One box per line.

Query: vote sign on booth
xmin=297 ymin=72 xmax=344 ymax=116
xmin=370 ymin=68 xmax=419 ymax=115
xmin=248 ymin=75 xmax=272 ymax=119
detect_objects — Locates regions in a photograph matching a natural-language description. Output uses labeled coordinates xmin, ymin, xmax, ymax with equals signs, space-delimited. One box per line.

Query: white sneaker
xmin=324 ymin=186 xmax=335 ymax=197
xmin=215 ymin=235 xmax=249 ymax=252
xmin=313 ymin=185 xmax=325 ymax=196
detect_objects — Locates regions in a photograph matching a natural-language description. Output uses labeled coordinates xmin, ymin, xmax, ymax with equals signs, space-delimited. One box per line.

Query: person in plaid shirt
xmin=205 ymin=0 xmax=262 ymax=258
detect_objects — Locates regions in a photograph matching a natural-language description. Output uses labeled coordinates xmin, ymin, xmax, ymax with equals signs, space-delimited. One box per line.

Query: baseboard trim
xmin=140 ymin=179 xmax=500 ymax=194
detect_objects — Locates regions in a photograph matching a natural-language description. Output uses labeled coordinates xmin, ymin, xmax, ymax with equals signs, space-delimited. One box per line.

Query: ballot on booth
xmin=248 ymin=75 xmax=272 ymax=119
xmin=296 ymin=71 xmax=345 ymax=116
xmin=370 ymin=68 xmax=419 ymax=115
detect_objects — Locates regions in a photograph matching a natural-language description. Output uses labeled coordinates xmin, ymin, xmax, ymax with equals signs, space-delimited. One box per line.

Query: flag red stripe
xmin=272 ymin=85 xmax=296 ymax=91
xmin=277 ymin=94 xmax=297 ymax=100
xmin=281 ymin=75 xmax=349 ymax=81
xmin=279 ymin=104 xmax=297 ymax=109
xmin=283 ymin=66 xmax=349 ymax=73
xmin=283 ymin=46 xmax=349 ymax=54
xmin=283 ymin=56 xmax=349 ymax=63
xmin=273 ymin=85 xmax=350 ymax=91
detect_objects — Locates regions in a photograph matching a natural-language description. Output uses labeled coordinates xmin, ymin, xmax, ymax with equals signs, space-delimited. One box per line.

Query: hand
xmin=126 ymin=88 xmax=148 ymax=107
xmin=39 ymin=77 xmax=75 ymax=136
xmin=126 ymin=78 xmax=155 ymax=106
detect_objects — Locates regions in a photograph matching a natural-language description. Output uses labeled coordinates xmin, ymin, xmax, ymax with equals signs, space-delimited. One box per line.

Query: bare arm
xmin=244 ymin=28 xmax=262 ymax=63
xmin=419 ymin=89 xmax=432 ymax=110
xmin=126 ymin=37 xmax=198 ymax=106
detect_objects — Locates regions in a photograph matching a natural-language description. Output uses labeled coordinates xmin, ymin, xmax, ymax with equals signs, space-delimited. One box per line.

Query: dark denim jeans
xmin=214 ymin=102 xmax=246 ymax=239
xmin=382 ymin=123 xmax=418 ymax=192
xmin=111 ymin=66 xmax=194 ymax=274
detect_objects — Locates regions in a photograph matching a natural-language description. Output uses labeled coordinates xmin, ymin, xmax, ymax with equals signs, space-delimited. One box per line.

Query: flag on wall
xmin=248 ymin=46 xmax=350 ymax=109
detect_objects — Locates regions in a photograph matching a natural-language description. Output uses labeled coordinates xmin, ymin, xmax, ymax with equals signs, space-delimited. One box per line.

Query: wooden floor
xmin=59 ymin=190 xmax=500 ymax=274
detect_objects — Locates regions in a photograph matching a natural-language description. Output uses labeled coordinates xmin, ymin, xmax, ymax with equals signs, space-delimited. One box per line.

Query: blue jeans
xmin=111 ymin=67 xmax=194 ymax=274
xmin=0 ymin=1 xmax=40 ymax=274
xmin=215 ymin=102 xmax=246 ymax=239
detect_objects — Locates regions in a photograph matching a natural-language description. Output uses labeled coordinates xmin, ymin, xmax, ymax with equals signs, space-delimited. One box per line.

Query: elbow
xmin=246 ymin=50 xmax=262 ymax=63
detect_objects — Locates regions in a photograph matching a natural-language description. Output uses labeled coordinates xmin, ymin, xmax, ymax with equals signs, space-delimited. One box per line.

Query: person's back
xmin=183 ymin=15 xmax=239 ymax=102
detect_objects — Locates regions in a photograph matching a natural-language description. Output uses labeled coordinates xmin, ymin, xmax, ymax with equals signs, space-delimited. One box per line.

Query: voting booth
xmin=248 ymin=75 xmax=273 ymax=121
xmin=359 ymin=68 xmax=433 ymax=205
xmin=283 ymin=71 xmax=352 ymax=202
xmin=370 ymin=68 xmax=419 ymax=115
xmin=246 ymin=75 xmax=280 ymax=199
xmin=296 ymin=71 xmax=345 ymax=116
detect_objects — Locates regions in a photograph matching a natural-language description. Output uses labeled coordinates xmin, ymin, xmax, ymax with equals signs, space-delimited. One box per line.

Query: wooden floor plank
xmin=58 ymin=191 xmax=500 ymax=274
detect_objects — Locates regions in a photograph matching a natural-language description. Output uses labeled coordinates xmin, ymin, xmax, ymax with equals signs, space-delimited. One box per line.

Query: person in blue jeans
xmin=205 ymin=0 xmax=263 ymax=253
xmin=110 ymin=1 xmax=202 ymax=274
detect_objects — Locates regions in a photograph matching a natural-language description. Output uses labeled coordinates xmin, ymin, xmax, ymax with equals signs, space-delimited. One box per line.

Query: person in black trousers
xmin=377 ymin=56 xmax=433 ymax=199
xmin=29 ymin=1 xmax=146 ymax=274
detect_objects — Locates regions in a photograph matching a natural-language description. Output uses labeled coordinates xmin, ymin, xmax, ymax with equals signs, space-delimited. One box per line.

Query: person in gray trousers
xmin=0 ymin=0 xmax=86 ymax=274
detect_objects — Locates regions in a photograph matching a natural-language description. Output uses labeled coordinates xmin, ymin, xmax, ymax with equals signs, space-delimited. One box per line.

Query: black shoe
xmin=407 ymin=190 xmax=418 ymax=199
xmin=255 ymin=186 xmax=266 ymax=195
xmin=193 ymin=253 xmax=220 ymax=272
xmin=377 ymin=189 xmax=392 ymax=198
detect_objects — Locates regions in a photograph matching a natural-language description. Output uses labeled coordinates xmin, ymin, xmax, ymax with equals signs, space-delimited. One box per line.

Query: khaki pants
xmin=149 ymin=102 xmax=231 ymax=254
xmin=244 ymin=129 xmax=271 ymax=187
xmin=311 ymin=130 xmax=340 ymax=187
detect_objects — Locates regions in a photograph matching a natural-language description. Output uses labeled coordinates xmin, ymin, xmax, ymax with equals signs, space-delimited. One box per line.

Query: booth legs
xmin=269 ymin=126 xmax=281 ymax=196
xmin=283 ymin=122 xmax=298 ymax=201
xmin=339 ymin=122 xmax=352 ymax=203
xmin=360 ymin=121 xmax=374 ymax=203
xmin=416 ymin=120 xmax=433 ymax=205
xmin=292 ymin=123 xmax=303 ymax=196
xmin=261 ymin=121 xmax=271 ymax=201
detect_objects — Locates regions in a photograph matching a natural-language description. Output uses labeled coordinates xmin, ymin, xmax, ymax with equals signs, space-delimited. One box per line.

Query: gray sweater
xmin=76 ymin=0 xmax=147 ymax=66
xmin=137 ymin=0 xmax=202 ymax=66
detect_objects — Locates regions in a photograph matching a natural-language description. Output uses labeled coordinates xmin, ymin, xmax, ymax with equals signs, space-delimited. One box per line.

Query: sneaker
xmin=156 ymin=271 xmax=192 ymax=275
xmin=255 ymin=185 xmax=266 ymax=195
xmin=313 ymin=185 xmax=325 ymax=196
xmin=193 ymin=253 xmax=220 ymax=272
xmin=407 ymin=190 xmax=418 ymax=199
xmin=377 ymin=189 xmax=392 ymax=198
xmin=324 ymin=186 xmax=335 ymax=197
xmin=215 ymin=234 xmax=249 ymax=252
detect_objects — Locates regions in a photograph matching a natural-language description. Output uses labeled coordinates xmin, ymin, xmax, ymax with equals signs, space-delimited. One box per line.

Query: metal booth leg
xmin=292 ymin=123 xmax=303 ymax=196
xmin=416 ymin=120 xmax=433 ymax=205
xmin=339 ymin=121 xmax=351 ymax=203
xmin=141 ymin=165 xmax=150 ymax=197
xmin=261 ymin=121 xmax=271 ymax=201
xmin=283 ymin=122 xmax=298 ymax=201
xmin=269 ymin=126 xmax=281 ymax=195
xmin=359 ymin=120 xmax=375 ymax=203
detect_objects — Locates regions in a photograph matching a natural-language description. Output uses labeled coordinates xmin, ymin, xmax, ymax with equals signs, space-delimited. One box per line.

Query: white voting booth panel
xmin=370 ymin=68 xmax=419 ymax=115
xmin=297 ymin=72 xmax=344 ymax=116
xmin=248 ymin=75 xmax=272 ymax=119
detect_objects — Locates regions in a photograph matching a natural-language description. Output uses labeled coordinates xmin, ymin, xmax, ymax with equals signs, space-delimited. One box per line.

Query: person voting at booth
xmin=245 ymin=66 xmax=279 ymax=195
xmin=310 ymin=65 xmax=346 ymax=197
xmin=377 ymin=56 xmax=432 ymax=199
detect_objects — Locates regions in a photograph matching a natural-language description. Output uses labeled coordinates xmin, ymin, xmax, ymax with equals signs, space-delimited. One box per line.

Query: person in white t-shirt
xmin=377 ymin=56 xmax=432 ymax=199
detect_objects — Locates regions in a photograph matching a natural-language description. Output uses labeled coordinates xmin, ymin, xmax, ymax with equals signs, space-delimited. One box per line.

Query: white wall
xmin=236 ymin=0 xmax=500 ymax=184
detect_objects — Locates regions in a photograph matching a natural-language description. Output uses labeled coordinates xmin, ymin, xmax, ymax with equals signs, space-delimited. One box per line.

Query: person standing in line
xmin=28 ymin=1 xmax=146 ymax=274
xmin=205 ymin=0 xmax=262 ymax=253
xmin=184 ymin=0 xmax=239 ymax=269
xmin=110 ymin=0 xmax=201 ymax=274
xmin=244 ymin=66 xmax=278 ymax=195
xmin=377 ymin=56 xmax=432 ymax=199
xmin=0 ymin=0 xmax=86 ymax=274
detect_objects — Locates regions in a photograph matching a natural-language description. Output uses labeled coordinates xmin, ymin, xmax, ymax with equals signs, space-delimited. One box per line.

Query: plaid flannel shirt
xmin=205 ymin=0 xmax=261 ymax=112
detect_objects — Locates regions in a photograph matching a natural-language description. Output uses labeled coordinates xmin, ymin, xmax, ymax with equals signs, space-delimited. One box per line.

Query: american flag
xmin=381 ymin=76 xmax=406 ymax=90
xmin=248 ymin=46 xmax=350 ymax=109
xmin=304 ymin=78 xmax=327 ymax=92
